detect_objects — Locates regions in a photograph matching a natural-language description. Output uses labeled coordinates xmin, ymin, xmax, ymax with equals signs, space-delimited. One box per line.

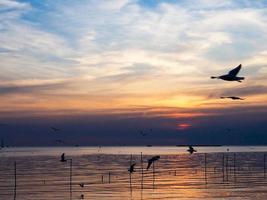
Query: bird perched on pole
xmin=60 ymin=153 xmax=67 ymax=162
xmin=128 ymin=163 xmax=136 ymax=173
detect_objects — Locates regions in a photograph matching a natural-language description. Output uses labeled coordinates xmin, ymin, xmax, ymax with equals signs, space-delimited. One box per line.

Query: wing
xmin=147 ymin=161 xmax=152 ymax=170
xmin=228 ymin=64 xmax=242 ymax=77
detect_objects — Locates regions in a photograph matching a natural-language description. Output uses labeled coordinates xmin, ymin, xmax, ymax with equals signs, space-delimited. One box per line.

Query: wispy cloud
xmin=0 ymin=0 xmax=267 ymax=119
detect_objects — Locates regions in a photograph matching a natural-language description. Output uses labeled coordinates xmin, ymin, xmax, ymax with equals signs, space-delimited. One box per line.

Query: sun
xmin=177 ymin=123 xmax=192 ymax=130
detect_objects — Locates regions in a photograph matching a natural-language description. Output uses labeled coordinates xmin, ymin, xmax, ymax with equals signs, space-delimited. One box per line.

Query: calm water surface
xmin=1 ymin=146 xmax=267 ymax=200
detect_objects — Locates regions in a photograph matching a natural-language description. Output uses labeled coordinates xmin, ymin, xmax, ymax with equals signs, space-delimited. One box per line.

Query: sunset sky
xmin=0 ymin=0 xmax=267 ymax=146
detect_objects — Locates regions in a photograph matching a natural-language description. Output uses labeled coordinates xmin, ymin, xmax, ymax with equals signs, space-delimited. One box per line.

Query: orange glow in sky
xmin=0 ymin=0 xmax=267 ymax=121
xmin=177 ymin=123 xmax=192 ymax=130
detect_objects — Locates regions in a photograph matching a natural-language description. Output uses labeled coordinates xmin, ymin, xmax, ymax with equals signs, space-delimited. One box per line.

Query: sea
xmin=1 ymin=146 xmax=267 ymax=200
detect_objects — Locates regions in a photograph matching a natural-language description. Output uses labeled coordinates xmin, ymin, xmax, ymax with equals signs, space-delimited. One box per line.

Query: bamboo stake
xmin=14 ymin=161 xmax=16 ymax=200
xmin=204 ymin=153 xmax=207 ymax=185
xmin=69 ymin=159 xmax=72 ymax=200
xmin=141 ymin=152 xmax=144 ymax=189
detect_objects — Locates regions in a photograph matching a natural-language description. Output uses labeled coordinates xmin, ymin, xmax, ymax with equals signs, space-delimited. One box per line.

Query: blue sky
xmin=0 ymin=0 xmax=267 ymax=145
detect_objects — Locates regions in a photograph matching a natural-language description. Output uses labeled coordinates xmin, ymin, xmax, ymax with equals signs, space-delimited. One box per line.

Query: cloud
xmin=0 ymin=79 xmax=68 ymax=95
xmin=0 ymin=0 xmax=267 ymax=120
xmin=221 ymin=85 xmax=267 ymax=97
xmin=0 ymin=0 xmax=30 ymax=11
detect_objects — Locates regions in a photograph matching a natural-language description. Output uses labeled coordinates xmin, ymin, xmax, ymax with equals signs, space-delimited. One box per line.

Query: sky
xmin=0 ymin=0 xmax=267 ymax=146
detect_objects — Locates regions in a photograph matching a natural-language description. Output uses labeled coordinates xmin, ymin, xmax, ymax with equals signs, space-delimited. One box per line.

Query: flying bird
xmin=128 ymin=163 xmax=136 ymax=173
xmin=211 ymin=64 xmax=244 ymax=82
xmin=55 ymin=139 xmax=65 ymax=144
xmin=60 ymin=153 xmax=67 ymax=162
xmin=187 ymin=146 xmax=197 ymax=154
xmin=220 ymin=96 xmax=245 ymax=100
xmin=147 ymin=156 xmax=160 ymax=170
xmin=51 ymin=127 xmax=60 ymax=132
xmin=140 ymin=128 xmax=153 ymax=136
xmin=79 ymin=183 xmax=85 ymax=188
xmin=140 ymin=130 xmax=147 ymax=136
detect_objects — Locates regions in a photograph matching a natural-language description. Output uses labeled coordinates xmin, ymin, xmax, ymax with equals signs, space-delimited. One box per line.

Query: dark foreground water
xmin=1 ymin=146 xmax=267 ymax=200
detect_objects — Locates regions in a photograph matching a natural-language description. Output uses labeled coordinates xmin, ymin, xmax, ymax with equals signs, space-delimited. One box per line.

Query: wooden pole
xmin=222 ymin=153 xmax=225 ymax=182
xmin=129 ymin=154 xmax=132 ymax=191
xmin=69 ymin=159 xmax=72 ymax=200
xmin=141 ymin=152 xmax=144 ymax=189
xmin=204 ymin=153 xmax=207 ymax=185
xmin=14 ymin=161 xmax=16 ymax=200
xmin=264 ymin=153 xmax=266 ymax=179
xmin=234 ymin=153 xmax=236 ymax=182
xmin=226 ymin=155 xmax=228 ymax=182
xmin=108 ymin=172 xmax=111 ymax=183
xmin=152 ymin=162 xmax=155 ymax=189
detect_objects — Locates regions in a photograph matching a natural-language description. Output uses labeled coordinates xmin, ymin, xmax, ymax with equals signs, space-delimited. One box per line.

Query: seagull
xmin=140 ymin=128 xmax=153 ymax=136
xmin=211 ymin=64 xmax=244 ymax=82
xmin=55 ymin=139 xmax=65 ymax=144
xmin=51 ymin=127 xmax=60 ymax=132
xmin=225 ymin=128 xmax=232 ymax=134
xmin=128 ymin=163 xmax=136 ymax=173
xmin=60 ymin=153 xmax=67 ymax=162
xmin=187 ymin=146 xmax=197 ymax=154
xmin=140 ymin=130 xmax=147 ymax=136
xmin=147 ymin=156 xmax=160 ymax=170
xmin=220 ymin=96 xmax=245 ymax=100
xmin=79 ymin=183 xmax=85 ymax=188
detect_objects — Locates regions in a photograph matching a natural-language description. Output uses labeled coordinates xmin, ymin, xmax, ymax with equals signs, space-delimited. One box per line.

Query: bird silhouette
xmin=55 ymin=139 xmax=65 ymax=144
xmin=211 ymin=64 xmax=244 ymax=82
xmin=51 ymin=127 xmax=60 ymax=132
xmin=187 ymin=146 xmax=197 ymax=154
xmin=79 ymin=183 xmax=85 ymax=188
xmin=128 ymin=163 xmax=136 ymax=173
xmin=147 ymin=156 xmax=160 ymax=170
xmin=140 ymin=128 xmax=153 ymax=136
xmin=140 ymin=130 xmax=147 ymax=136
xmin=220 ymin=96 xmax=245 ymax=100
xmin=60 ymin=153 xmax=67 ymax=162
